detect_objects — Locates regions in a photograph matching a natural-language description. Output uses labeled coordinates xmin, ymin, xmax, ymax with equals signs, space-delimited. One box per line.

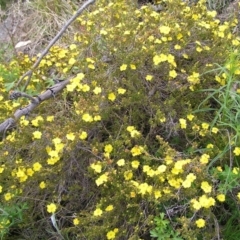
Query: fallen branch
xmin=15 ymin=0 xmax=96 ymax=91
xmin=0 ymin=78 xmax=71 ymax=136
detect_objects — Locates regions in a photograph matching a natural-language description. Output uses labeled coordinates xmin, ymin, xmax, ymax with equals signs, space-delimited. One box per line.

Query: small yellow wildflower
xmin=196 ymin=218 xmax=205 ymax=228
xmin=106 ymin=230 xmax=116 ymax=240
xmin=217 ymin=194 xmax=225 ymax=202
xmin=4 ymin=193 xmax=12 ymax=201
xmin=159 ymin=25 xmax=171 ymax=35
xmin=93 ymin=86 xmax=102 ymax=94
xmin=211 ymin=127 xmax=219 ymax=134
xmin=202 ymin=122 xmax=209 ymax=129
xmin=33 ymin=162 xmax=42 ymax=171
xmin=32 ymin=131 xmax=42 ymax=139
xmin=237 ymin=192 xmax=240 ymax=200
xmin=233 ymin=147 xmax=240 ymax=156
xmin=200 ymin=154 xmax=210 ymax=164
xmin=187 ymin=114 xmax=194 ymax=121
xmin=104 ymin=144 xmax=113 ymax=153
xmin=179 ymin=118 xmax=187 ymax=129
xmin=118 ymin=88 xmax=126 ymax=94
xmin=105 ymin=205 xmax=114 ymax=211
xmin=124 ymin=170 xmax=133 ymax=180
xmin=120 ymin=64 xmax=127 ymax=71
xmin=131 ymin=145 xmax=144 ymax=156
xmin=46 ymin=116 xmax=54 ymax=122
xmin=131 ymin=160 xmax=140 ymax=169
xmin=47 ymin=203 xmax=57 ymax=213
xmin=96 ymin=174 xmax=108 ymax=186
xmin=82 ymin=113 xmax=93 ymax=122
xmin=108 ymin=93 xmax=116 ymax=101
xmin=66 ymin=133 xmax=75 ymax=141
xmin=90 ymin=162 xmax=102 ymax=173
xmin=93 ymin=208 xmax=103 ymax=216
xmin=145 ymin=75 xmax=153 ymax=81
xmin=201 ymin=181 xmax=212 ymax=193
xmin=39 ymin=181 xmax=46 ymax=189
xmin=73 ymin=218 xmax=80 ymax=226
xmin=169 ymin=70 xmax=177 ymax=78
xmin=79 ymin=131 xmax=88 ymax=140
xmin=117 ymin=159 xmax=125 ymax=166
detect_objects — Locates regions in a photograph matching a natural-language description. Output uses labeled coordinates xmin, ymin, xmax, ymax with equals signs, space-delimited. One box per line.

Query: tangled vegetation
xmin=0 ymin=0 xmax=240 ymax=239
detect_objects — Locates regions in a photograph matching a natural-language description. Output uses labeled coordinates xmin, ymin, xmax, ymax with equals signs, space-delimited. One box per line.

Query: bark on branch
xmin=0 ymin=78 xmax=70 ymax=136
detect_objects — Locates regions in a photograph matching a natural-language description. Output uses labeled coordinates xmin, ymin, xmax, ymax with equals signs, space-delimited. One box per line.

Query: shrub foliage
xmin=0 ymin=0 xmax=240 ymax=239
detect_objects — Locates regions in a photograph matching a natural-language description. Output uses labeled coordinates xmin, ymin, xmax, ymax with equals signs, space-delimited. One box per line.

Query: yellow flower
xmin=117 ymin=159 xmax=125 ymax=166
xmin=131 ymin=145 xmax=144 ymax=156
xmin=145 ymin=75 xmax=153 ymax=81
xmin=117 ymin=88 xmax=126 ymax=94
xmin=199 ymin=195 xmax=215 ymax=208
xmin=69 ymin=44 xmax=77 ymax=50
xmin=66 ymin=133 xmax=75 ymax=141
xmin=206 ymin=143 xmax=214 ymax=149
xmin=105 ymin=205 xmax=114 ymax=211
xmin=187 ymin=72 xmax=200 ymax=85
xmin=82 ymin=84 xmax=90 ymax=92
xmin=93 ymin=208 xmax=103 ymax=216
xmin=182 ymin=179 xmax=192 ymax=188
xmin=159 ymin=25 xmax=171 ymax=35
xmin=237 ymin=192 xmax=240 ymax=200
xmin=200 ymin=154 xmax=210 ymax=164
xmin=46 ymin=116 xmax=54 ymax=122
xmin=196 ymin=218 xmax=205 ymax=228
xmin=73 ymin=218 xmax=80 ymax=226
xmin=153 ymin=54 xmax=167 ymax=65
xmin=169 ymin=70 xmax=177 ymax=78
xmin=217 ymin=194 xmax=225 ymax=202
xmin=179 ymin=118 xmax=187 ymax=129
xmin=157 ymin=165 xmax=166 ymax=173
xmin=233 ymin=147 xmax=240 ymax=156
xmin=233 ymin=167 xmax=239 ymax=174
xmin=0 ymin=186 xmax=2 ymax=193
xmin=187 ymin=114 xmax=194 ymax=121
xmin=96 ymin=173 xmax=108 ymax=186
xmin=131 ymin=160 xmax=140 ymax=169
xmin=33 ymin=162 xmax=42 ymax=171
xmin=26 ymin=168 xmax=34 ymax=176
xmin=47 ymin=203 xmax=57 ymax=213
xmin=201 ymin=181 xmax=212 ymax=193
xmin=120 ymin=64 xmax=127 ymax=71
xmin=104 ymin=144 xmax=113 ymax=153
xmin=130 ymin=64 xmax=136 ymax=70
xmin=124 ymin=170 xmax=133 ymax=180
xmin=82 ymin=113 xmax=93 ymax=122
xmin=32 ymin=131 xmax=42 ymax=139
xmin=108 ymin=93 xmax=116 ymax=101
xmin=211 ymin=127 xmax=219 ymax=134
xmin=31 ymin=116 xmax=44 ymax=127
xmin=79 ymin=131 xmax=88 ymax=140
xmin=138 ymin=183 xmax=152 ymax=195
xmin=94 ymin=115 xmax=101 ymax=121
xmin=90 ymin=162 xmax=102 ymax=173
xmin=154 ymin=190 xmax=162 ymax=199
xmin=69 ymin=58 xmax=76 ymax=65
xmin=93 ymin=86 xmax=102 ymax=94
xmin=106 ymin=230 xmax=116 ymax=239
xmin=191 ymin=199 xmax=201 ymax=210
xmin=202 ymin=122 xmax=209 ymax=129
xmin=39 ymin=181 xmax=46 ymax=189
xmin=4 ymin=193 xmax=12 ymax=201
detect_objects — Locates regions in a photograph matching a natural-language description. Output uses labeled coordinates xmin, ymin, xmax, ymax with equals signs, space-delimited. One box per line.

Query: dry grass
xmin=0 ymin=0 xmax=84 ymax=58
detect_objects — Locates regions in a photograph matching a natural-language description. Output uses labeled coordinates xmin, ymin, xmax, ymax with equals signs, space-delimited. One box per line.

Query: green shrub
xmin=0 ymin=0 xmax=239 ymax=239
